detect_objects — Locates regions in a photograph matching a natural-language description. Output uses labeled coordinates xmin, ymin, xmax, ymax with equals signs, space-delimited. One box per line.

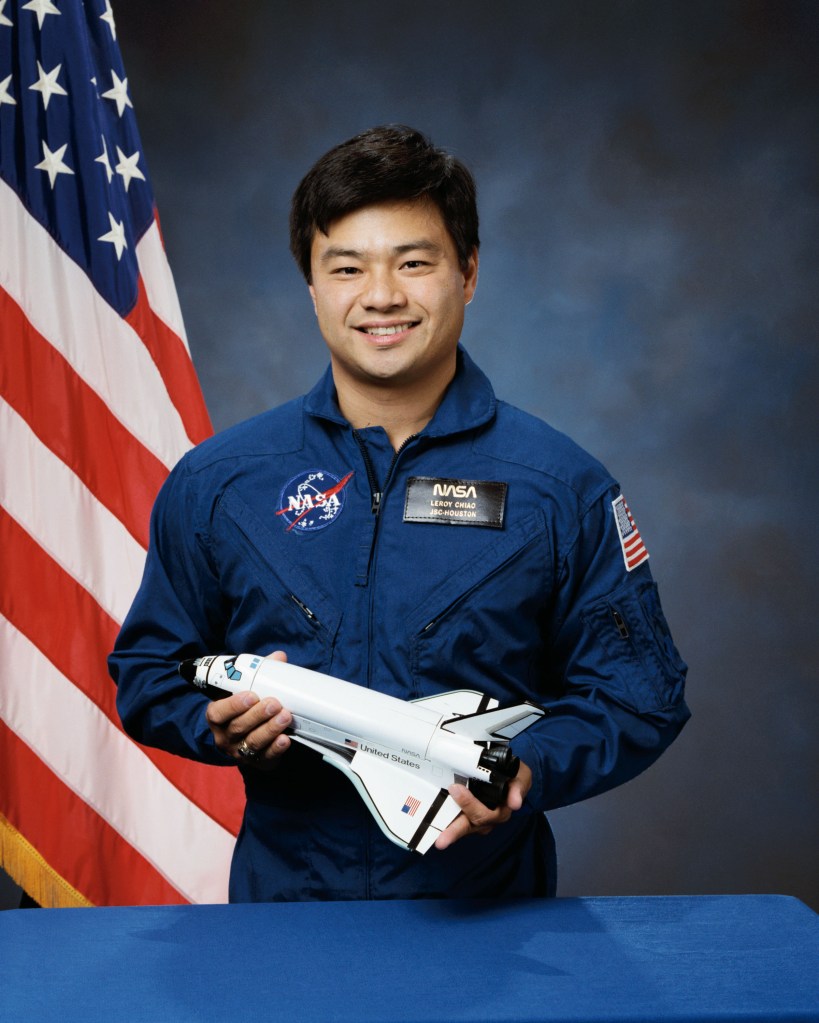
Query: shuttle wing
xmin=290 ymin=693 xmax=546 ymax=853
xmin=410 ymin=689 xmax=498 ymax=716
xmin=319 ymin=745 xmax=461 ymax=854
xmin=442 ymin=702 xmax=546 ymax=740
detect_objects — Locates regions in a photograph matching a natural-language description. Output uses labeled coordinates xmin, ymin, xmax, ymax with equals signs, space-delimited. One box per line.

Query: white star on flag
xmin=0 ymin=0 xmax=12 ymax=28
xmin=98 ymin=211 xmax=127 ymax=259
xmin=0 ymin=74 xmax=16 ymax=106
xmin=100 ymin=0 xmax=116 ymax=40
xmin=114 ymin=146 xmax=146 ymax=192
xmin=29 ymin=61 xmax=68 ymax=110
xmin=95 ymin=136 xmax=114 ymax=183
xmin=34 ymin=140 xmax=74 ymax=187
xmin=101 ymin=69 xmax=132 ymax=117
xmin=22 ymin=0 xmax=61 ymax=30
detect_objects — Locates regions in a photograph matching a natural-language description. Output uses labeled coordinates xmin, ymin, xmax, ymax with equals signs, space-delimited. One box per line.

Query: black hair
xmin=289 ymin=124 xmax=479 ymax=282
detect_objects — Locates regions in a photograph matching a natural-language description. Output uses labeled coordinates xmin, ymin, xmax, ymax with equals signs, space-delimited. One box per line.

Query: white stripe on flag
xmin=0 ymin=177 xmax=189 ymax=471
xmin=136 ymin=220 xmax=190 ymax=349
xmin=0 ymin=398 xmax=145 ymax=626
xmin=0 ymin=617 xmax=234 ymax=904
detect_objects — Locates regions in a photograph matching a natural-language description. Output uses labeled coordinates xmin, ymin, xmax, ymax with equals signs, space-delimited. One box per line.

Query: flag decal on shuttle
xmin=402 ymin=796 xmax=421 ymax=816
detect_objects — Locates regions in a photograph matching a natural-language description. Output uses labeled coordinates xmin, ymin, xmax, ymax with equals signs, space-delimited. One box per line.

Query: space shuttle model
xmin=180 ymin=653 xmax=545 ymax=854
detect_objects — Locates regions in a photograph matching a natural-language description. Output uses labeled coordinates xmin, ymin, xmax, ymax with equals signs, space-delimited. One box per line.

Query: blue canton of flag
xmin=0 ymin=0 xmax=152 ymax=313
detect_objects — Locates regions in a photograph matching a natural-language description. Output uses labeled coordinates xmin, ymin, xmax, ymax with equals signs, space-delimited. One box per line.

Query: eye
xmin=332 ymin=266 xmax=361 ymax=276
xmin=401 ymin=260 xmax=429 ymax=270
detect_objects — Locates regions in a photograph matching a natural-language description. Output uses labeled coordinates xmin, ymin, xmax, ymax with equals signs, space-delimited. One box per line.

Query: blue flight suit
xmin=110 ymin=347 xmax=689 ymax=901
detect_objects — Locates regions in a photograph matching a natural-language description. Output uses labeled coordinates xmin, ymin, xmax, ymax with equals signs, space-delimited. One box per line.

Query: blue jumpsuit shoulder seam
xmin=175 ymin=399 xmax=307 ymax=478
xmin=475 ymin=400 xmax=618 ymax=510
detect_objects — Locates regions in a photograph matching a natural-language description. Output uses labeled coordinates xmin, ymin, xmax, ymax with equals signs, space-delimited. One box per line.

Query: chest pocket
xmin=406 ymin=511 xmax=552 ymax=702
xmin=212 ymin=487 xmax=342 ymax=669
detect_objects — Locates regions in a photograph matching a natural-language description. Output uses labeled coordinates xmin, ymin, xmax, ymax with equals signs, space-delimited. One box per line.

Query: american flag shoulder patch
xmin=612 ymin=495 xmax=650 ymax=572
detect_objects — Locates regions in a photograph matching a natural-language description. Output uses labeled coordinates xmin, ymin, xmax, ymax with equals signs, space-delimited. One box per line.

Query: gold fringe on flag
xmin=0 ymin=814 xmax=93 ymax=909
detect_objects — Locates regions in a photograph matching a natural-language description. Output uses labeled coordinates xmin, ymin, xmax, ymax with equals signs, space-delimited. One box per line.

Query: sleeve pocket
xmin=582 ymin=580 xmax=688 ymax=714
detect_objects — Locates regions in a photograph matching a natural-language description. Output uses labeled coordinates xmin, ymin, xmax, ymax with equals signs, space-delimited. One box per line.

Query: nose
xmin=360 ymin=268 xmax=407 ymax=311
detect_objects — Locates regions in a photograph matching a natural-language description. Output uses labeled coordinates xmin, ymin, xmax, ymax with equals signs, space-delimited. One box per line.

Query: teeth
xmin=363 ymin=324 xmax=414 ymax=336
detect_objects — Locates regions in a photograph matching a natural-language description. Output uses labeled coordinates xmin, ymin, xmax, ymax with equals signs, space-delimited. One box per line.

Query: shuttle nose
xmin=178 ymin=658 xmax=199 ymax=682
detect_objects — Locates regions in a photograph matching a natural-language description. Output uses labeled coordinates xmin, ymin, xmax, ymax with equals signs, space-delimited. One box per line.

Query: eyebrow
xmin=318 ymin=239 xmax=444 ymax=264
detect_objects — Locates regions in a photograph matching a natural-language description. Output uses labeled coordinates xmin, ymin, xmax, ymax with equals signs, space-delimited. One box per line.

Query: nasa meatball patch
xmin=277 ymin=469 xmax=354 ymax=533
xmin=612 ymin=494 xmax=650 ymax=571
xmin=404 ymin=477 xmax=507 ymax=528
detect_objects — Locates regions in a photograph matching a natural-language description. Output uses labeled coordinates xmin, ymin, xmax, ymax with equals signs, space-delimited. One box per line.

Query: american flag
xmin=402 ymin=795 xmax=421 ymax=816
xmin=612 ymin=495 xmax=650 ymax=572
xmin=0 ymin=0 xmax=243 ymax=906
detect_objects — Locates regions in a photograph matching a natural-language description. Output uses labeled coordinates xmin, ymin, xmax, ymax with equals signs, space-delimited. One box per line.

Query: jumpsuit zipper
xmin=353 ymin=432 xmax=417 ymax=520
xmin=352 ymin=431 xmax=418 ymax=681
xmin=352 ymin=430 xmax=417 ymax=899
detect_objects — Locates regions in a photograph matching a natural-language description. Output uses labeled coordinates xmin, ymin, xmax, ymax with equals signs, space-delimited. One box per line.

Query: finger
xmin=243 ymin=703 xmax=293 ymax=759
xmin=236 ymin=727 xmax=291 ymax=764
xmin=248 ymin=732 xmax=291 ymax=765
xmin=230 ymin=707 xmax=293 ymax=767
xmin=206 ymin=691 xmax=260 ymax=728
xmin=434 ymin=812 xmax=472 ymax=851
xmin=505 ymin=779 xmax=525 ymax=812
xmin=435 ymin=785 xmax=505 ymax=850
xmin=451 ymin=783 xmax=511 ymax=825
xmin=510 ymin=762 xmax=533 ymax=807
xmin=207 ymin=693 xmax=287 ymax=749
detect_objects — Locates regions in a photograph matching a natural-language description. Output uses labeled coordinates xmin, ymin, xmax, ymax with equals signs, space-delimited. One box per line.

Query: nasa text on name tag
xmin=404 ymin=477 xmax=507 ymax=528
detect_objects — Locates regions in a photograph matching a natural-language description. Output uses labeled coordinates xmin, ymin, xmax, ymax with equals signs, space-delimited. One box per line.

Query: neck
xmin=333 ymin=364 xmax=455 ymax=450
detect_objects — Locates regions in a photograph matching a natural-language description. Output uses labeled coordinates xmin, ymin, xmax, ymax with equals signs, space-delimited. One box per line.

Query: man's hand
xmin=205 ymin=651 xmax=292 ymax=769
xmin=434 ymin=761 xmax=532 ymax=850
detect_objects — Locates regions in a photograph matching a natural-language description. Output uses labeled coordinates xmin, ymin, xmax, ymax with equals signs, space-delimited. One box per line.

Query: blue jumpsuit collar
xmin=302 ymin=345 xmax=497 ymax=438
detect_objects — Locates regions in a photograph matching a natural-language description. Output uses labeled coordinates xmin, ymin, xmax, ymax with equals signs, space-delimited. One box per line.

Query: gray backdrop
xmin=110 ymin=1 xmax=817 ymax=909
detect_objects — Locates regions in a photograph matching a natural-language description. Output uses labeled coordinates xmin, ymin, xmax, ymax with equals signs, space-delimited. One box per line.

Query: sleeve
xmin=512 ymin=484 xmax=690 ymax=812
xmin=108 ymin=458 xmax=234 ymax=766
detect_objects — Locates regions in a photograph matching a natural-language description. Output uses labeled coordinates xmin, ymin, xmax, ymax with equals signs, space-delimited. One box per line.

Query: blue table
xmin=1 ymin=895 xmax=817 ymax=1021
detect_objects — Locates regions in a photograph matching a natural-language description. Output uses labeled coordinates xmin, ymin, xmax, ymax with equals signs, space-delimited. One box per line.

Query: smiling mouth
xmin=357 ymin=322 xmax=419 ymax=337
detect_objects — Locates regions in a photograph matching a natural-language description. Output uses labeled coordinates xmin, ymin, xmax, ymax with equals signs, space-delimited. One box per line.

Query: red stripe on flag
xmin=626 ymin=543 xmax=649 ymax=569
xmin=0 ymin=508 xmax=119 ymax=716
xmin=0 ymin=286 xmax=166 ymax=549
xmin=0 ymin=510 xmax=244 ymax=837
xmin=0 ymin=720 xmax=183 ymax=906
xmin=125 ymin=275 xmax=213 ymax=446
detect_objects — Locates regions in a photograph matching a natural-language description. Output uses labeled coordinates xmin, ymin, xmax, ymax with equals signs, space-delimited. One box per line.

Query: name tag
xmin=404 ymin=477 xmax=507 ymax=529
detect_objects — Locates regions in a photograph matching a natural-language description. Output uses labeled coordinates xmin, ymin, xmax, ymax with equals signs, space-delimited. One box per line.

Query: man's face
xmin=308 ymin=199 xmax=478 ymax=396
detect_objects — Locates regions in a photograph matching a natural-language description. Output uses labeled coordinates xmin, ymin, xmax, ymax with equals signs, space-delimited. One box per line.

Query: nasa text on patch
xmin=276 ymin=469 xmax=353 ymax=533
xmin=404 ymin=477 xmax=507 ymax=529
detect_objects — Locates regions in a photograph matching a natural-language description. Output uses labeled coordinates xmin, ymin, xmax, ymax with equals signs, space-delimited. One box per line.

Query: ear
xmin=308 ymin=282 xmax=318 ymax=316
xmin=463 ymin=248 xmax=479 ymax=305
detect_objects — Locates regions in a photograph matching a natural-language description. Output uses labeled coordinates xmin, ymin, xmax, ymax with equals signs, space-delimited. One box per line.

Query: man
xmin=110 ymin=125 xmax=689 ymax=902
